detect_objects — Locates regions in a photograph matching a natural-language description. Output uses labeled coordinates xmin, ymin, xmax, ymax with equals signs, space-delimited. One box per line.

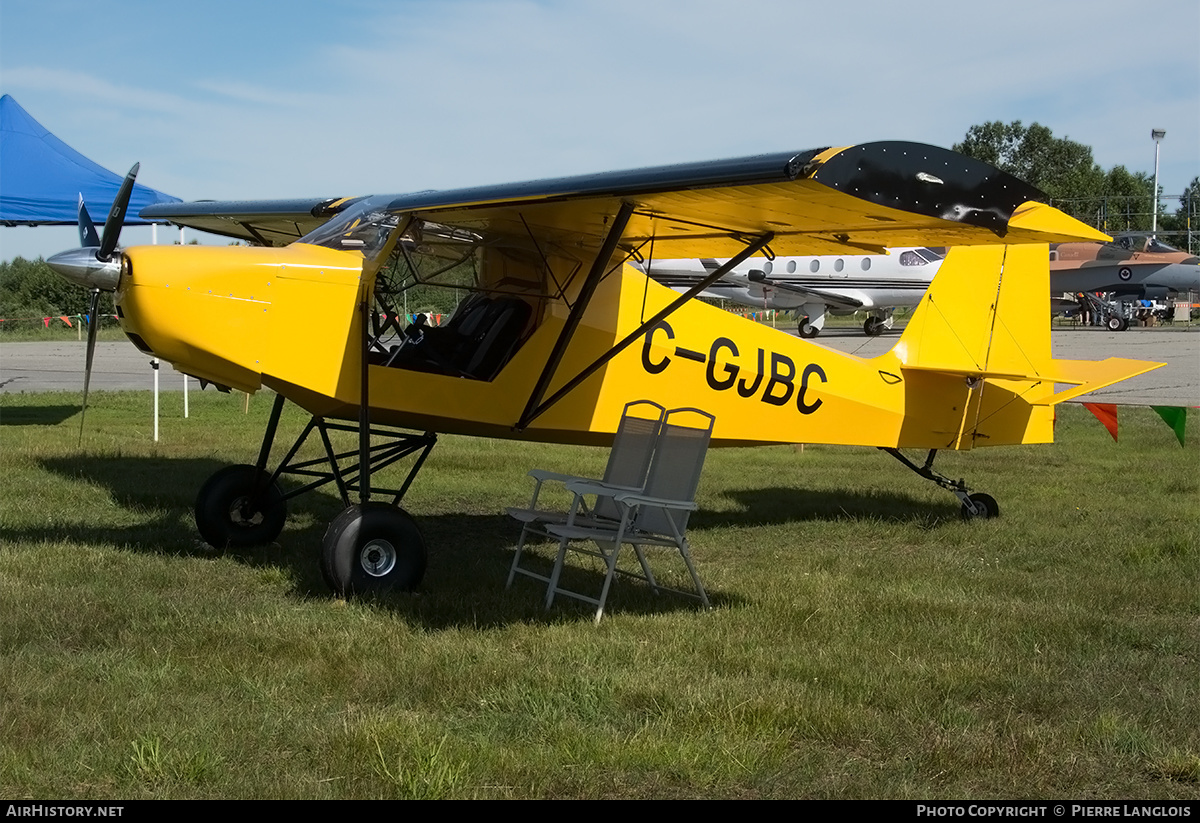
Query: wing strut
xmin=516 ymin=228 xmax=775 ymax=430
xmin=517 ymin=201 xmax=637 ymax=430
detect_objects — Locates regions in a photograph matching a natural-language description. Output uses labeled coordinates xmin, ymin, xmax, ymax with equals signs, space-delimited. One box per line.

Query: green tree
xmin=0 ymin=256 xmax=113 ymax=321
xmin=1158 ymin=176 xmax=1200 ymax=254
xmin=1097 ymin=165 xmax=1156 ymax=234
xmin=953 ymin=120 xmax=1105 ymax=200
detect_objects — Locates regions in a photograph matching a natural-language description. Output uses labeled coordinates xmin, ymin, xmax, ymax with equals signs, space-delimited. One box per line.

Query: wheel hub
xmin=359 ymin=538 xmax=398 ymax=577
xmin=229 ymin=496 xmax=265 ymax=527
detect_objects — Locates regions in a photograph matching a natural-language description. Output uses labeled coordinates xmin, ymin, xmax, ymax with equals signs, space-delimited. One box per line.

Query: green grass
xmin=0 ymin=391 xmax=1197 ymax=799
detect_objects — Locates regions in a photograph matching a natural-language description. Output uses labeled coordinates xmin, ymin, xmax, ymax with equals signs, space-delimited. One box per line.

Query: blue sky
xmin=2 ymin=0 xmax=1197 ymax=261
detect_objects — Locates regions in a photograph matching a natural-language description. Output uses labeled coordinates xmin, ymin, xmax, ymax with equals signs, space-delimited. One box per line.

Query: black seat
xmin=385 ymin=294 xmax=531 ymax=380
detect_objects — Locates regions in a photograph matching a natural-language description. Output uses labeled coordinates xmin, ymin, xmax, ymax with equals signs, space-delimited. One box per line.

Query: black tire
xmin=195 ymin=464 xmax=287 ymax=548
xmin=960 ymin=492 xmax=1000 ymax=520
xmin=864 ymin=318 xmax=884 ymax=336
xmin=1106 ymin=316 xmax=1123 ymax=331
xmin=322 ymin=503 xmax=427 ymax=596
xmin=798 ymin=320 xmax=820 ymax=339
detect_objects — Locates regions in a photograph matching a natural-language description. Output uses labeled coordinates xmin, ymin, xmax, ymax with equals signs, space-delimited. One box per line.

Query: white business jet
xmin=642 ymin=247 xmax=943 ymax=337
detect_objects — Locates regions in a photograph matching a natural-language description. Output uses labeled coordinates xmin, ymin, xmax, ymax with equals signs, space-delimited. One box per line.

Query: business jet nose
xmin=46 ymin=247 xmax=122 ymax=292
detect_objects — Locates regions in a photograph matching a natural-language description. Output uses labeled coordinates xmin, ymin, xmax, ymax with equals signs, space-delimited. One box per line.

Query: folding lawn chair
xmin=506 ymin=399 xmax=665 ymax=590
xmin=541 ymin=406 xmax=715 ymax=622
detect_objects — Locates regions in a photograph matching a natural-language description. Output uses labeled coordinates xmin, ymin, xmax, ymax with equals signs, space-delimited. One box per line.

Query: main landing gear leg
xmin=880 ymin=447 xmax=999 ymax=520
xmin=193 ymin=393 xmax=438 ymax=594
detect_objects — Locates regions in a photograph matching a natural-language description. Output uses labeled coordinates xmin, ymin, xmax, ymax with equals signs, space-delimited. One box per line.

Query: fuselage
xmin=111 ymin=232 xmax=1091 ymax=454
xmin=1050 ymin=238 xmax=1200 ymax=300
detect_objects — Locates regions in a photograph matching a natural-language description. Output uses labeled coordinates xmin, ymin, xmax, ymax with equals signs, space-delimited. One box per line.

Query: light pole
xmin=1151 ymin=129 xmax=1166 ymax=236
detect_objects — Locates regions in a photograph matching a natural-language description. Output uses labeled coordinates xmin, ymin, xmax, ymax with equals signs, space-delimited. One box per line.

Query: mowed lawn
xmin=0 ymin=390 xmax=1196 ymax=799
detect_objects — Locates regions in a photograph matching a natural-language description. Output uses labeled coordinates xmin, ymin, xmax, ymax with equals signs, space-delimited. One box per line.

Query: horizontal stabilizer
xmin=1040 ymin=357 xmax=1165 ymax=404
xmin=900 ymin=356 xmax=1163 ymax=403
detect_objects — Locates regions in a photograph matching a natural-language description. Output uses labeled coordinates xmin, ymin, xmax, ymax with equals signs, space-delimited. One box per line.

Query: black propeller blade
xmin=79 ymin=288 xmax=103 ymax=443
xmin=98 ymin=162 xmax=139 ymax=262
xmin=50 ymin=162 xmax=140 ymax=443
xmin=78 ymin=195 xmax=101 ymax=248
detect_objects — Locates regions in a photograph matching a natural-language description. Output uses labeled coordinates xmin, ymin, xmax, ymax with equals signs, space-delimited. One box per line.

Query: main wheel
xmin=321 ymin=503 xmax=427 ymax=596
xmin=864 ymin=318 xmax=885 ymax=336
xmin=960 ymin=492 xmax=999 ymax=520
xmin=195 ymin=464 xmax=287 ymax=548
xmin=798 ymin=319 xmax=820 ymax=339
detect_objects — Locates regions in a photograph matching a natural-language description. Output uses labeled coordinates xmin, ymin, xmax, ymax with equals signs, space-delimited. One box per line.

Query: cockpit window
xmin=298 ymin=206 xmax=403 ymax=265
xmin=365 ymin=218 xmax=585 ymax=382
xmin=378 ymin=218 xmax=582 ymax=304
xmin=898 ymin=248 xmax=944 ymax=265
xmin=1115 ymin=235 xmax=1179 ymax=254
xmin=1145 ymin=238 xmax=1180 ymax=254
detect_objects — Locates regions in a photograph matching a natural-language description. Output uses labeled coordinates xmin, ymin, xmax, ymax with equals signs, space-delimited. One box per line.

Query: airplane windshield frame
xmin=298 ymin=206 xmax=404 ymax=265
xmin=375 ymin=217 xmax=584 ymax=304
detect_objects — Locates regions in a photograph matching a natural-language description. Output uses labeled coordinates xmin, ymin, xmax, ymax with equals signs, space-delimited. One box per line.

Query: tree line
xmin=953 ymin=120 xmax=1197 ymax=245
xmin=0 ymin=255 xmax=114 ymax=328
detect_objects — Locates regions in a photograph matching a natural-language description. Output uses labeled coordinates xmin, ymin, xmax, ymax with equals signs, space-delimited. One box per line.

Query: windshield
xmin=1116 ymin=235 xmax=1181 ymax=255
xmin=298 ymin=205 xmax=404 ymax=265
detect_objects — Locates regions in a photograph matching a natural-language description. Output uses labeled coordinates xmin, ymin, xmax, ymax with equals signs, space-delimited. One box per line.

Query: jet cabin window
xmin=899 ymin=248 xmax=942 ymax=266
xmin=367 ymin=218 xmax=582 ymax=381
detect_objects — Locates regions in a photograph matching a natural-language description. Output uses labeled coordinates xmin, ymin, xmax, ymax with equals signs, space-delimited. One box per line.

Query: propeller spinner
xmin=46 ymin=162 xmax=140 ymax=442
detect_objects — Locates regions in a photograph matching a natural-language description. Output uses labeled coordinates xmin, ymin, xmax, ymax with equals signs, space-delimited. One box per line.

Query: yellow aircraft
xmin=47 ymin=141 xmax=1161 ymax=595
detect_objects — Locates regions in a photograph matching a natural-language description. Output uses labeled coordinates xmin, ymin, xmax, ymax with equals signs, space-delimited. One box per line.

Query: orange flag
xmin=1083 ymin=402 xmax=1119 ymax=441
xmin=60 ymin=315 xmax=73 ymax=328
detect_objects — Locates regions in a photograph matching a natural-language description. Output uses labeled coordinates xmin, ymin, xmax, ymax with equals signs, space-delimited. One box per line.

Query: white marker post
xmin=152 ymin=357 xmax=160 ymax=442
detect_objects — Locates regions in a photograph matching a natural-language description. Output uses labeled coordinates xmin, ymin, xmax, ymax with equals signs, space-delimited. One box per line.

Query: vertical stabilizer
xmin=878 ymin=243 xmax=1162 ymax=450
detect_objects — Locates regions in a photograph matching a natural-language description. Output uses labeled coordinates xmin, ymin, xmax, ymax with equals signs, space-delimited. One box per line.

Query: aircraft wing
xmin=140 ymin=196 xmax=366 ymax=246
xmin=141 ymin=142 xmax=1108 ymax=254
xmin=743 ymin=271 xmax=865 ymax=309
xmin=375 ymin=142 xmax=1110 ymax=258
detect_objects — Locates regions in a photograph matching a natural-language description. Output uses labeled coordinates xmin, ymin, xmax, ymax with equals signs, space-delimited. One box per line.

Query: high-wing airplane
xmin=47 ymin=141 xmax=1162 ymax=597
xmin=1051 ymin=235 xmax=1200 ymax=330
xmin=641 ymin=247 xmax=943 ymax=338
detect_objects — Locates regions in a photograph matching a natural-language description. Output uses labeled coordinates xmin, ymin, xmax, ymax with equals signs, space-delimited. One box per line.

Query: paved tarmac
xmin=2 ymin=325 xmax=1197 ymax=406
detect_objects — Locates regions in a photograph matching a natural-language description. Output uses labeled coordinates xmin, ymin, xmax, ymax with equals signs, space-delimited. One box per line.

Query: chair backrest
xmin=634 ymin=407 xmax=715 ymax=535
xmin=461 ymin=297 xmax=533 ymax=379
xmin=593 ymin=400 xmax=666 ymax=521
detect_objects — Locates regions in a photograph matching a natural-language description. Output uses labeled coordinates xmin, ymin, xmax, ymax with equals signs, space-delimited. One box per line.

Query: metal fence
xmin=1051 ymin=194 xmax=1197 ymax=254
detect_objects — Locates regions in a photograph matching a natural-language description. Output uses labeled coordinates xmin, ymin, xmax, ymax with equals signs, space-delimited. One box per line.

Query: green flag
xmin=1151 ymin=406 xmax=1187 ymax=448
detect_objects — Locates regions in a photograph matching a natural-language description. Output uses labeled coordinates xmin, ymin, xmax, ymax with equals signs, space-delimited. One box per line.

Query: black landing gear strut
xmin=881 ymin=447 xmax=999 ymax=520
xmin=194 ymin=391 xmax=438 ymax=595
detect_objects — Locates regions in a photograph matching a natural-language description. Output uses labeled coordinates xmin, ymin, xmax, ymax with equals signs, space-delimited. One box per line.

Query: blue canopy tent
xmin=0 ymin=93 xmax=180 ymax=226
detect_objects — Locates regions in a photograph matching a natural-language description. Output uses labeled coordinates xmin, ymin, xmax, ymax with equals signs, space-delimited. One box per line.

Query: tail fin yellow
xmin=878 ymin=243 xmax=1162 ymax=449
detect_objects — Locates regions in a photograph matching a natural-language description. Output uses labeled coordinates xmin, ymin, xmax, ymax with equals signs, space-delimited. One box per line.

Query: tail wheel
xmin=322 ymin=503 xmax=427 ymax=596
xmin=195 ymin=464 xmax=287 ymax=548
xmin=960 ymin=492 xmax=999 ymax=520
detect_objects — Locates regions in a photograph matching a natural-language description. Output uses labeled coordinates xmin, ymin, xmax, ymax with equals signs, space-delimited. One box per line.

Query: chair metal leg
xmin=594 ymin=542 xmax=623 ymax=624
xmin=678 ymin=541 xmax=711 ymax=609
xmin=545 ymin=536 xmax=571 ymax=609
xmin=506 ymin=524 xmax=533 ymax=588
